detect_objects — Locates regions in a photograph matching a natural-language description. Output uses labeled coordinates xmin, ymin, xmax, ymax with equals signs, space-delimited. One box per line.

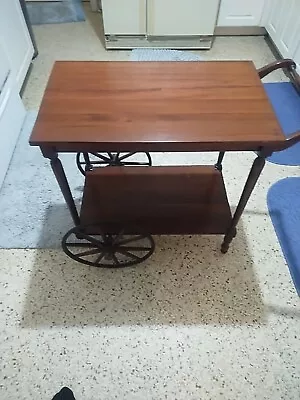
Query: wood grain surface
xmin=80 ymin=166 xmax=232 ymax=234
xmin=30 ymin=61 xmax=285 ymax=152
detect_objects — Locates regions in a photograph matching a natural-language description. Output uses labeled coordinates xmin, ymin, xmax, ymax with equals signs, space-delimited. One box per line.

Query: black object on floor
xmin=52 ymin=387 xmax=76 ymax=400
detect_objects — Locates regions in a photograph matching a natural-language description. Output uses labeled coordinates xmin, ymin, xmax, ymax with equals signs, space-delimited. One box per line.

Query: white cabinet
xmin=0 ymin=0 xmax=32 ymax=188
xmin=264 ymin=0 xmax=300 ymax=59
xmin=102 ymin=0 xmax=220 ymax=48
xmin=217 ymin=0 xmax=265 ymax=26
xmin=148 ymin=0 xmax=219 ymax=36
xmin=0 ymin=90 xmax=26 ymax=190
xmin=102 ymin=0 xmax=219 ymax=36
xmin=264 ymin=0 xmax=284 ymax=39
xmin=101 ymin=0 xmax=146 ymax=35
xmin=264 ymin=0 xmax=300 ymax=71
xmin=0 ymin=50 xmax=11 ymax=98
xmin=0 ymin=0 xmax=34 ymax=92
xmin=0 ymin=40 xmax=26 ymax=189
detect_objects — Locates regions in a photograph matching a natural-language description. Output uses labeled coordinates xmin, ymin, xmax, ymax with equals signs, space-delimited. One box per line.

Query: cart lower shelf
xmin=80 ymin=165 xmax=232 ymax=235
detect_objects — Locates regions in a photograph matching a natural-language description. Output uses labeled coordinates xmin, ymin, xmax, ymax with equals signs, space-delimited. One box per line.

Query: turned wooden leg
xmin=221 ymin=153 xmax=266 ymax=253
xmin=43 ymin=149 xmax=80 ymax=226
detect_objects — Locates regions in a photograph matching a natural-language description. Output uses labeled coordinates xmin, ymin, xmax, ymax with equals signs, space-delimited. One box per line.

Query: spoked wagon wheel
xmin=62 ymin=226 xmax=155 ymax=268
xmin=76 ymin=152 xmax=152 ymax=175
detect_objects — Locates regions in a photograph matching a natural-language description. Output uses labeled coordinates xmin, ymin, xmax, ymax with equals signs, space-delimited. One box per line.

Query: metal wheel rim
xmin=62 ymin=226 xmax=155 ymax=268
xmin=76 ymin=152 xmax=152 ymax=176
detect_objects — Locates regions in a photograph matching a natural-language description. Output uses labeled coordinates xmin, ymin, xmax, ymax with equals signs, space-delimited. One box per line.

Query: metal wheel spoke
xmin=90 ymin=153 xmax=111 ymax=162
xmin=117 ymin=234 xmax=147 ymax=245
xmin=94 ymin=251 xmax=106 ymax=264
xmin=75 ymin=248 xmax=102 ymax=257
xmin=77 ymin=232 xmax=105 ymax=247
xmin=111 ymin=252 xmax=121 ymax=266
xmin=107 ymin=152 xmax=114 ymax=160
xmin=116 ymin=248 xmax=142 ymax=261
xmin=117 ymin=152 xmax=137 ymax=161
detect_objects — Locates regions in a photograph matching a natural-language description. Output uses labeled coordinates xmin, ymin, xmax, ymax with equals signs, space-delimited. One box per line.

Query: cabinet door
xmin=217 ymin=0 xmax=265 ymax=26
xmin=265 ymin=0 xmax=285 ymax=43
xmin=0 ymin=0 xmax=34 ymax=92
xmin=147 ymin=0 xmax=219 ymax=36
xmin=265 ymin=0 xmax=300 ymax=59
xmin=0 ymin=40 xmax=12 ymax=106
xmin=102 ymin=0 xmax=146 ymax=35
xmin=0 ymin=47 xmax=11 ymax=98
xmin=0 ymin=40 xmax=26 ymax=189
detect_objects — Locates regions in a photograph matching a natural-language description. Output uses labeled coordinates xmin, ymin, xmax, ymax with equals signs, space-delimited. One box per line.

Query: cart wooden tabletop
xmin=29 ymin=61 xmax=285 ymax=152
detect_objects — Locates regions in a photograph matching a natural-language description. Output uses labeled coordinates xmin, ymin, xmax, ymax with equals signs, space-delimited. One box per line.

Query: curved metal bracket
xmin=257 ymin=58 xmax=296 ymax=78
xmin=257 ymin=58 xmax=300 ymax=94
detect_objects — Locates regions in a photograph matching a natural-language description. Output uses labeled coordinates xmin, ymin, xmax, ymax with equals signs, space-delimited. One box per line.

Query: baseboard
xmin=105 ymin=35 xmax=213 ymax=50
xmin=214 ymin=26 xmax=266 ymax=36
xmin=264 ymin=34 xmax=282 ymax=60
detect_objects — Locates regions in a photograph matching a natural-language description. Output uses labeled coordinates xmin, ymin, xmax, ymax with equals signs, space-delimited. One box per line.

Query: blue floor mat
xmin=264 ymin=82 xmax=300 ymax=166
xmin=27 ymin=0 xmax=85 ymax=25
xmin=267 ymin=177 xmax=300 ymax=295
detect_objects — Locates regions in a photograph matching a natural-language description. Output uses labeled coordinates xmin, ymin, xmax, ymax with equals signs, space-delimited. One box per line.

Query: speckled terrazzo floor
xmin=1 ymin=4 xmax=300 ymax=399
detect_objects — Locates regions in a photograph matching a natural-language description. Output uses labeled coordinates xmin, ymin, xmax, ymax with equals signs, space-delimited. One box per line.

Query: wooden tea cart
xmin=29 ymin=59 xmax=300 ymax=268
